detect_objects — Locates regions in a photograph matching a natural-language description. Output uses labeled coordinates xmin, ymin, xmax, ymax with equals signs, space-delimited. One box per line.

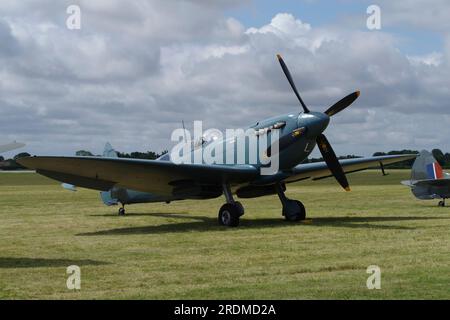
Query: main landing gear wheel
xmin=218 ymin=183 xmax=245 ymax=227
xmin=218 ymin=203 xmax=241 ymax=227
xmin=118 ymin=207 xmax=126 ymax=216
xmin=283 ymin=200 xmax=306 ymax=222
xmin=438 ymin=200 xmax=446 ymax=207
xmin=234 ymin=201 xmax=245 ymax=216
xmin=275 ymin=183 xmax=306 ymax=222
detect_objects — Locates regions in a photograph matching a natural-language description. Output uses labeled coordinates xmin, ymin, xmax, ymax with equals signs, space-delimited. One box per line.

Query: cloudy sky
xmin=1 ymin=0 xmax=450 ymax=158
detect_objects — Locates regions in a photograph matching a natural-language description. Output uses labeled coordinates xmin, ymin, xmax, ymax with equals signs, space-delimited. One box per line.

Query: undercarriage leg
xmin=118 ymin=203 xmax=126 ymax=215
xmin=223 ymin=183 xmax=235 ymax=204
xmin=275 ymin=182 xmax=306 ymax=221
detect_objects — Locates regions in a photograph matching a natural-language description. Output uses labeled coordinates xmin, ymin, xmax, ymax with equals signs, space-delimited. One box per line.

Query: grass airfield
xmin=0 ymin=170 xmax=449 ymax=299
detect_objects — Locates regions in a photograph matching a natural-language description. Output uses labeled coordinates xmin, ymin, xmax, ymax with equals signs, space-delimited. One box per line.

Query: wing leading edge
xmin=290 ymin=154 xmax=417 ymax=181
xmin=17 ymin=156 xmax=259 ymax=195
xmin=18 ymin=154 xmax=416 ymax=195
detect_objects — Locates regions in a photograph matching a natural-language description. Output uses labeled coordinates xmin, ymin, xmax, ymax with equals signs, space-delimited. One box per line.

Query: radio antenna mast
xmin=182 ymin=120 xmax=187 ymax=143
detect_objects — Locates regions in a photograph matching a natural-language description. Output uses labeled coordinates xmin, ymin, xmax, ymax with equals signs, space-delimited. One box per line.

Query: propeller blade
xmin=277 ymin=54 xmax=310 ymax=113
xmin=324 ymin=91 xmax=360 ymax=117
xmin=316 ymin=134 xmax=350 ymax=191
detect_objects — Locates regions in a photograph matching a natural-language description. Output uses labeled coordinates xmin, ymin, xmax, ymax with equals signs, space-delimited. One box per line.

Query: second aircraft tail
xmin=411 ymin=150 xmax=444 ymax=181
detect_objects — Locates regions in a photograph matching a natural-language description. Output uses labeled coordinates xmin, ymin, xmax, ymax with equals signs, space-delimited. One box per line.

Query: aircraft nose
xmin=297 ymin=112 xmax=330 ymax=138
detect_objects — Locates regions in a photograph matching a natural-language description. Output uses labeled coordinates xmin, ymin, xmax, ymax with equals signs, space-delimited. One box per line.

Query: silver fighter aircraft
xmin=18 ymin=55 xmax=416 ymax=226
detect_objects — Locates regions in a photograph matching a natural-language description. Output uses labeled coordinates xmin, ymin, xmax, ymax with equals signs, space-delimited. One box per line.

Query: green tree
xmin=75 ymin=150 xmax=94 ymax=157
xmin=371 ymin=150 xmax=419 ymax=168
xmin=445 ymin=153 xmax=450 ymax=163
xmin=432 ymin=149 xmax=446 ymax=166
xmin=117 ymin=150 xmax=167 ymax=160
xmin=13 ymin=152 xmax=31 ymax=160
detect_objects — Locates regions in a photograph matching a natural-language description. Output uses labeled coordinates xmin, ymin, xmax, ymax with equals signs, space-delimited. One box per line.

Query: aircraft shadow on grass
xmin=0 ymin=257 xmax=109 ymax=268
xmin=78 ymin=213 xmax=450 ymax=236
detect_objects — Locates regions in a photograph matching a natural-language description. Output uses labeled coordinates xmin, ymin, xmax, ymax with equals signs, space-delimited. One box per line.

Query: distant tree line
xmin=75 ymin=150 xmax=95 ymax=157
xmin=371 ymin=149 xmax=419 ymax=169
xmin=429 ymin=149 xmax=450 ymax=169
xmin=0 ymin=152 xmax=31 ymax=170
xmin=372 ymin=149 xmax=450 ymax=169
xmin=74 ymin=150 xmax=168 ymax=159
xmin=117 ymin=150 xmax=168 ymax=160
xmin=2 ymin=148 xmax=450 ymax=170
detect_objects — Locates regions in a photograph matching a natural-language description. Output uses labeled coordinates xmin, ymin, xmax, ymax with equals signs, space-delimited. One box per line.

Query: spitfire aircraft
xmin=18 ymin=55 xmax=416 ymax=227
xmin=402 ymin=150 xmax=450 ymax=207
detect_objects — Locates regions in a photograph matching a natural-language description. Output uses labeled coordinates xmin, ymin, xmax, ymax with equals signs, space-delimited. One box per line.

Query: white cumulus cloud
xmin=0 ymin=1 xmax=450 ymax=158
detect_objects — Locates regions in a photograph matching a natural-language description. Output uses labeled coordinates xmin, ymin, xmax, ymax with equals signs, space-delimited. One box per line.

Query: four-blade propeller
xmin=276 ymin=54 xmax=360 ymax=191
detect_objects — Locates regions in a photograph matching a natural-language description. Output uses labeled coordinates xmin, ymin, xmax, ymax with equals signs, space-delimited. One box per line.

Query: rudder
xmin=411 ymin=150 xmax=444 ymax=181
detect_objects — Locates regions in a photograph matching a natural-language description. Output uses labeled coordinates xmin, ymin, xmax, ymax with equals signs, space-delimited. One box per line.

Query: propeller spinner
xmin=276 ymin=54 xmax=360 ymax=191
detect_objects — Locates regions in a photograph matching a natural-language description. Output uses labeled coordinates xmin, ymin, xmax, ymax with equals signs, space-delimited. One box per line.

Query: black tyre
xmin=118 ymin=207 xmax=126 ymax=216
xmin=234 ymin=201 xmax=245 ymax=216
xmin=218 ymin=203 xmax=240 ymax=227
xmin=284 ymin=200 xmax=306 ymax=221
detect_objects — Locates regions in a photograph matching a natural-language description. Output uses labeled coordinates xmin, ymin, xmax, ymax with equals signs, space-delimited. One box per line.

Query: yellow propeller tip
xmin=345 ymin=187 xmax=351 ymax=192
xmin=356 ymin=90 xmax=360 ymax=97
xmin=276 ymin=54 xmax=282 ymax=60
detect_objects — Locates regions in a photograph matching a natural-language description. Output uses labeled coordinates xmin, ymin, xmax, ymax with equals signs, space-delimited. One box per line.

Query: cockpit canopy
xmin=194 ymin=129 xmax=222 ymax=149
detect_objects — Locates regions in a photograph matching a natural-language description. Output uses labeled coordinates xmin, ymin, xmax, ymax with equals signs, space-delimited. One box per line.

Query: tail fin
xmin=411 ymin=150 xmax=444 ymax=181
xmin=100 ymin=143 xmax=119 ymax=205
xmin=103 ymin=142 xmax=118 ymax=158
